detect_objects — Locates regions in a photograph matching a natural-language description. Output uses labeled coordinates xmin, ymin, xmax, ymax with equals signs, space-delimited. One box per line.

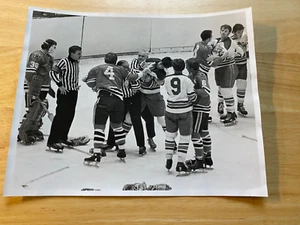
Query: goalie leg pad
xmin=18 ymin=99 xmax=46 ymax=143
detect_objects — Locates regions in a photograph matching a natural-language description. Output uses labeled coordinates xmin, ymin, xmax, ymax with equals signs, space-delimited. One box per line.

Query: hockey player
xmin=82 ymin=52 xmax=143 ymax=165
xmin=140 ymin=56 xmax=172 ymax=150
xmin=211 ymin=24 xmax=244 ymax=126
xmin=193 ymin=30 xmax=222 ymax=123
xmin=99 ymin=59 xmax=147 ymax=156
xmin=185 ymin=58 xmax=213 ymax=170
xmin=164 ymin=59 xmax=197 ymax=174
xmin=231 ymin=23 xmax=249 ymax=116
xmin=18 ymin=39 xmax=57 ymax=145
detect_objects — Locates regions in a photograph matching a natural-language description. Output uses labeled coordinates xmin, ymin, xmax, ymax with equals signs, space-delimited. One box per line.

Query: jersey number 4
xmin=104 ymin=66 xmax=115 ymax=80
xmin=171 ymin=77 xmax=181 ymax=95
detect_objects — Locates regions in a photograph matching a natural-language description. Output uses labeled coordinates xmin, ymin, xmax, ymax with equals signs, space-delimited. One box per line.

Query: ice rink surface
xmin=4 ymin=52 xmax=267 ymax=196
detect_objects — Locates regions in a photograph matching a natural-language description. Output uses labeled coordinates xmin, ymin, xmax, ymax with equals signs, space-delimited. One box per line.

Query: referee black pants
xmin=107 ymin=92 xmax=145 ymax=148
xmin=47 ymin=90 xmax=78 ymax=145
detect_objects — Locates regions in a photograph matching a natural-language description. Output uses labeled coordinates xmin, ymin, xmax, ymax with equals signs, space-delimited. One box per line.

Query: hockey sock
xmin=192 ymin=135 xmax=204 ymax=160
xmin=177 ymin=135 xmax=191 ymax=163
xmin=113 ymin=127 xmax=126 ymax=148
xmin=236 ymin=79 xmax=247 ymax=104
xmin=122 ymin=122 xmax=132 ymax=135
xmin=94 ymin=129 xmax=105 ymax=152
xmin=157 ymin=116 xmax=166 ymax=132
xmin=221 ymin=87 xmax=235 ymax=113
xmin=218 ymin=86 xmax=224 ymax=103
xmin=201 ymin=130 xmax=211 ymax=154
xmin=165 ymin=131 xmax=177 ymax=159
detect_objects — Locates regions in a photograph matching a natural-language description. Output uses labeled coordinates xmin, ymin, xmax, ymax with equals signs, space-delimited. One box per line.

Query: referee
xmin=47 ymin=45 xmax=82 ymax=149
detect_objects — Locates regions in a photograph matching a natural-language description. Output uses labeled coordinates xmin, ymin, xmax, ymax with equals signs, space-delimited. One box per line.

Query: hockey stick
xmin=21 ymin=166 xmax=69 ymax=187
xmin=39 ymin=100 xmax=54 ymax=122
xmin=242 ymin=135 xmax=257 ymax=142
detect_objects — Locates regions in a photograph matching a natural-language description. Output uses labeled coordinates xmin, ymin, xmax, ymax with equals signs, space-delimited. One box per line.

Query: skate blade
xmin=224 ymin=121 xmax=238 ymax=126
xmin=45 ymin=148 xmax=63 ymax=153
xmin=238 ymin=112 xmax=248 ymax=117
xmin=192 ymin=169 xmax=208 ymax=173
xmin=149 ymin=148 xmax=156 ymax=152
xmin=205 ymin=165 xmax=214 ymax=170
xmin=139 ymin=152 xmax=147 ymax=157
xmin=119 ymin=158 xmax=126 ymax=163
xmin=176 ymin=172 xmax=191 ymax=177
xmin=167 ymin=169 xmax=173 ymax=174
xmin=83 ymin=161 xmax=99 ymax=168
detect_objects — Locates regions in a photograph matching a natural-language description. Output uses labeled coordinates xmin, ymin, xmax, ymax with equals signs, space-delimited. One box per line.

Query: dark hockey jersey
xmin=85 ymin=63 xmax=132 ymax=100
xmin=24 ymin=50 xmax=54 ymax=93
xmin=189 ymin=71 xmax=211 ymax=113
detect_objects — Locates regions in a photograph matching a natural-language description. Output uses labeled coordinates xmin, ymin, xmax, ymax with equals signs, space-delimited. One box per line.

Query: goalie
xmin=18 ymin=39 xmax=57 ymax=145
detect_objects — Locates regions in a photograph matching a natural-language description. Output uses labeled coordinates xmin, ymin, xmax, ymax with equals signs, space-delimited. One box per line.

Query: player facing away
xmin=164 ymin=59 xmax=197 ymax=174
xmin=101 ymin=59 xmax=147 ymax=156
xmin=231 ymin=23 xmax=249 ymax=116
xmin=82 ymin=52 xmax=142 ymax=166
xmin=185 ymin=58 xmax=213 ymax=170
xmin=211 ymin=24 xmax=244 ymax=126
xmin=18 ymin=39 xmax=57 ymax=145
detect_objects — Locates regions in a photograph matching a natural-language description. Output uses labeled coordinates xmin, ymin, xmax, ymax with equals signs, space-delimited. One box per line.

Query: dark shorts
xmin=192 ymin=112 xmax=209 ymax=134
xmin=236 ymin=63 xmax=247 ymax=80
xmin=141 ymin=93 xmax=165 ymax=117
xmin=93 ymin=91 xmax=124 ymax=126
xmin=215 ymin=64 xmax=238 ymax=88
xmin=165 ymin=111 xmax=192 ymax=136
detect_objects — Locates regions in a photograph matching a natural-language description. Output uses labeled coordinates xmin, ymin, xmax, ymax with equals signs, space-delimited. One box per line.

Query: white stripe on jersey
xmin=164 ymin=74 xmax=196 ymax=114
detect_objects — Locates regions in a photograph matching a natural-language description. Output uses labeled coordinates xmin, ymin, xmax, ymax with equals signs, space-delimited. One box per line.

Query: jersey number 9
xmin=104 ymin=66 xmax=115 ymax=80
xmin=171 ymin=77 xmax=181 ymax=95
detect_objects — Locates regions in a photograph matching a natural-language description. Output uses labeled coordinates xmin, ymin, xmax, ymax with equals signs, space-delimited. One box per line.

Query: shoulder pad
xmin=30 ymin=50 xmax=43 ymax=60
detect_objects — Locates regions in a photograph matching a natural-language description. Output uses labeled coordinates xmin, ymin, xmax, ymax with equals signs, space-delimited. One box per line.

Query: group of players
xmin=18 ymin=22 xmax=249 ymax=174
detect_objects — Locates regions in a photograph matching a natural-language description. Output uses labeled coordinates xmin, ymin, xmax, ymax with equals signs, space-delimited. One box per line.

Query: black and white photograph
xmin=3 ymin=7 xmax=267 ymax=196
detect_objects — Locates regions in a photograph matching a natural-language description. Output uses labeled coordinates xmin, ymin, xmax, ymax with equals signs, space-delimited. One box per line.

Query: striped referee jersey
xmin=50 ymin=56 xmax=80 ymax=91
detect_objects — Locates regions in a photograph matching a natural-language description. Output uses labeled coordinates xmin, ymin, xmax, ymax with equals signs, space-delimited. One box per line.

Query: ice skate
xmin=237 ymin=103 xmax=248 ymax=117
xmin=139 ymin=146 xmax=147 ymax=156
xmin=83 ymin=153 xmax=101 ymax=167
xmin=165 ymin=159 xmax=173 ymax=172
xmin=217 ymin=102 xmax=224 ymax=115
xmin=46 ymin=143 xmax=64 ymax=153
xmin=190 ymin=158 xmax=206 ymax=173
xmin=117 ymin=149 xmax=126 ymax=162
xmin=185 ymin=159 xmax=196 ymax=168
xmin=223 ymin=112 xmax=238 ymax=126
xmin=208 ymin=115 xmax=212 ymax=123
xmin=147 ymin=138 xmax=157 ymax=151
xmin=204 ymin=152 xmax=213 ymax=169
xmin=175 ymin=162 xmax=191 ymax=177
xmin=220 ymin=114 xmax=227 ymax=123
xmin=60 ymin=140 xmax=75 ymax=148
xmin=32 ymin=130 xmax=44 ymax=141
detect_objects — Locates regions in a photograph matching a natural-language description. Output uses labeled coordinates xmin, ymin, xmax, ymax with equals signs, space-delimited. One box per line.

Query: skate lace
xmin=240 ymin=105 xmax=246 ymax=111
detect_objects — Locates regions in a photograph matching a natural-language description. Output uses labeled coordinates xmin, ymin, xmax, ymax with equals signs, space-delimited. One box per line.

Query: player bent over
xmin=18 ymin=39 xmax=57 ymax=145
xmin=164 ymin=59 xmax=197 ymax=175
xmin=185 ymin=58 xmax=213 ymax=170
xmin=82 ymin=52 xmax=142 ymax=166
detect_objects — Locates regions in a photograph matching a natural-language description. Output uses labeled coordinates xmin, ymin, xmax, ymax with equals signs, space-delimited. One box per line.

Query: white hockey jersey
xmin=164 ymin=73 xmax=197 ymax=114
